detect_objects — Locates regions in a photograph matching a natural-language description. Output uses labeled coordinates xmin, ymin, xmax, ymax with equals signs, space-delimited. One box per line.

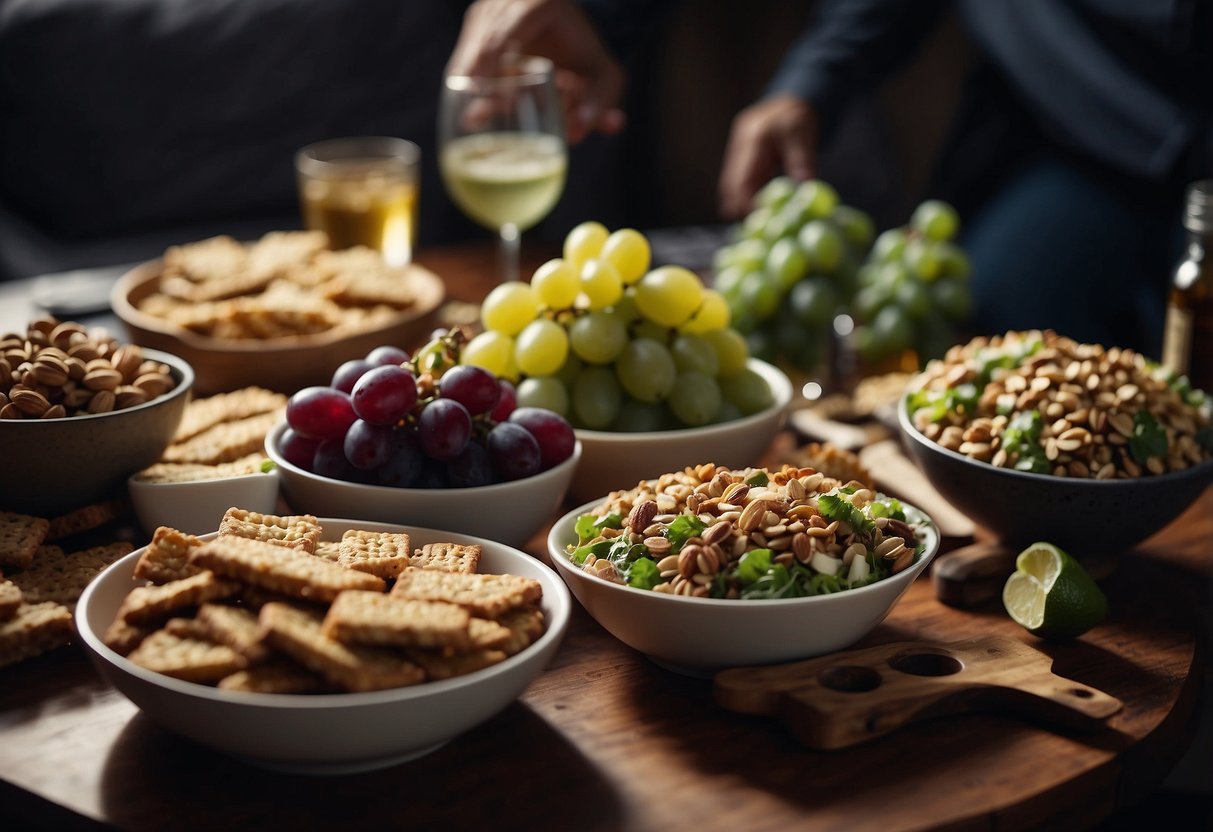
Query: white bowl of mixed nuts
xmin=0 ymin=317 xmax=194 ymax=516
xmin=546 ymin=462 xmax=940 ymax=674
xmin=900 ymin=330 xmax=1213 ymax=552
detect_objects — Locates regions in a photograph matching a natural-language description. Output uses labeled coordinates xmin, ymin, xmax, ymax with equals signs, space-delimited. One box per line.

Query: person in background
xmin=449 ymin=0 xmax=1213 ymax=356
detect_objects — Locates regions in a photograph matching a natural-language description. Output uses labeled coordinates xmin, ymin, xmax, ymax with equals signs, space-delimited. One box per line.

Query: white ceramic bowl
xmin=127 ymin=469 xmax=280 ymax=536
xmin=569 ymin=359 xmax=793 ymax=503
xmin=546 ymin=497 xmax=940 ymax=675
xmin=266 ymin=422 xmax=582 ymax=548
xmin=76 ymin=519 xmax=571 ymax=774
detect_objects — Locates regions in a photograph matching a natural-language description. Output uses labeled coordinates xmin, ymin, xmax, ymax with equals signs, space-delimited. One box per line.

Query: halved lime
xmin=1002 ymin=542 xmax=1108 ymax=639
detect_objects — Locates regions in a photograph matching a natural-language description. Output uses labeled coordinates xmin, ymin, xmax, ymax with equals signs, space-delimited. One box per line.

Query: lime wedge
xmin=1002 ymin=542 xmax=1108 ymax=639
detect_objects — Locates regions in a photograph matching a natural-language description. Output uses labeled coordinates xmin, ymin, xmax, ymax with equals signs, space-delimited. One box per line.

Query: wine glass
xmin=439 ymin=55 xmax=568 ymax=283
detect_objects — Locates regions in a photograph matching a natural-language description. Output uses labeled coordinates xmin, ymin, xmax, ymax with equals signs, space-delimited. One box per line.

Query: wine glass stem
xmin=499 ymin=223 xmax=520 ymax=284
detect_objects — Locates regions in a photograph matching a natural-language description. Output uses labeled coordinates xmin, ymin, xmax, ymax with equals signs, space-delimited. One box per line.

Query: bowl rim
xmin=571 ymin=358 xmax=792 ymax=442
xmin=110 ymin=257 xmax=446 ymax=353
xmin=546 ymin=494 xmax=941 ymax=608
xmin=76 ymin=518 xmax=572 ymax=709
xmin=265 ymin=421 xmax=583 ymax=496
xmin=897 ymin=394 xmax=1213 ymax=487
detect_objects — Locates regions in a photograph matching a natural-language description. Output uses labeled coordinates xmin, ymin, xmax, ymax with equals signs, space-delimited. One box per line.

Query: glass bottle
xmin=1162 ymin=179 xmax=1213 ymax=393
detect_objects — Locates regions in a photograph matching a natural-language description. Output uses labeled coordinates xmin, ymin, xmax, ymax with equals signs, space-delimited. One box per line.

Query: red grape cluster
xmin=280 ymin=340 xmax=575 ymax=488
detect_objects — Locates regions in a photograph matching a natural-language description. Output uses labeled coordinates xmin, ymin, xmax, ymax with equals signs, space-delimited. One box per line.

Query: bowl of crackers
xmin=0 ymin=317 xmax=194 ymax=517
xmin=75 ymin=508 xmax=571 ymax=774
xmin=110 ymin=231 xmax=445 ymax=395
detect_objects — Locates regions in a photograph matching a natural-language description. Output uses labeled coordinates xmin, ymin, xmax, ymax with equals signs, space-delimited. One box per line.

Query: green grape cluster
xmin=712 ymin=177 xmax=972 ymax=371
xmin=463 ymin=222 xmax=774 ymax=431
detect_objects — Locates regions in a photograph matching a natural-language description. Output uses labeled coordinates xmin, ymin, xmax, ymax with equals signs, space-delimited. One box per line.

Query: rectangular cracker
xmin=132 ymin=454 xmax=267 ymax=484
xmin=10 ymin=542 xmax=133 ymax=608
xmin=467 ymin=617 xmax=511 ymax=650
xmin=46 ymin=500 xmax=126 ymax=541
xmin=163 ymin=616 xmax=215 ymax=641
xmin=172 ymin=387 xmax=288 ymax=443
xmin=494 ymin=605 xmax=546 ymax=656
xmin=338 ymin=530 xmax=411 ymax=579
xmin=103 ymin=618 xmax=156 ymax=656
xmin=407 ymin=647 xmax=508 ymax=681
xmin=195 ymin=603 xmax=270 ymax=661
xmin=390 ymin=568 xmax=542 ymax=618
xmin=127 ymin=629 xmax=248 ymax=684
xmin=312 ymin=540 xmax=342 ymax=563
xmin=409 ymin=542 xmax=481 ymax=575
xmin=0 ymin=512 xmax=49 ymax=570
xmin=161 ymin=411 xmax=283 ymax=465
xmin=0 ymin=601 xmax=74 ymax=668
xmin=115 ymin=570 xmax=239 ymax=626
xmin=0 ymin=578 xmax=23 ymax=620
xmin=191 ymin=535 xmax=384 ymax=602
xmin=322 ymin=591 xmax=471 ymax=650
xmin=218 ymin=508 xmax=322 ymax=553
xmin=218 ymin=658 xmax=331 ymax=694
xmin=134 ymin=527 xmax=204 ymax=585
xmin=258 ymin=602 xmax=424 ymax=692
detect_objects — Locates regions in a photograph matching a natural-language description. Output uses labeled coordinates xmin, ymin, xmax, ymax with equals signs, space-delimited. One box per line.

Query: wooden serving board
xmin=714 ymin=636 xmax=1123 ymax=750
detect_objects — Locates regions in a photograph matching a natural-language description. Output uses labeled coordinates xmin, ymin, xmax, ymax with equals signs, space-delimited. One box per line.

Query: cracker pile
xmin=135 ymin=231 xmax=419 ymax=340
xmin=0 ymin=503 xmax=133 ymax=668
xmin=133 ymin=386 xmax=287 ymax=481
xmin=105 ymin=508 xmax=546 ymax=693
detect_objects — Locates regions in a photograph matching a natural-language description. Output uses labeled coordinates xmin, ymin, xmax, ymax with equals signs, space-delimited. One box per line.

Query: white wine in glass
xmin=440 ymin=56 xmax=567 ymax=283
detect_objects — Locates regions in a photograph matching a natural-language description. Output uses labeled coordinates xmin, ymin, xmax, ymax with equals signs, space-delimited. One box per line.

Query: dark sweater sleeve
xmin=765 ymin=0 xmax=950 ymax=123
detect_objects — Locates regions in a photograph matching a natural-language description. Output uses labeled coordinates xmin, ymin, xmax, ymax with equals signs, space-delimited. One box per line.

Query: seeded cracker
xmin=195 ymin=603 xmax=270 ymax=661
xmin=313 ymin=540 xmax=342 ymax=563
xmin=391 ymin=568 xmax=542 ymax=618
xmin=135 ymin=527 xmax=204 ymax=584
xmin=409 ymin=542 xmax=482 ymax=574
xmin=115 ymin=570 xmax=239 ymax=626
xmin=218 ymin=658 xmax=330 ymax=694
xmin=493 ymin=605 xmax=546 ymax=656
xmin=323 ymin=591 xmax=472 ymax=650
xmin=162 ymin=411 xmax=283 ymax=465
xmin=127 ymin=629 xmax=248 ymax=684
xmin=133 ymin=454 xmax=266 ymax=484
xmin=338 ymin=530 xmax=412 ymax=578
xmin=259 ymin=602 xmax=424 ymax=692
xmin=172 ymin=387 xmax=288 ymax=443
xmin=0 ymin=512 xmax=49 ymax=570
xmin=0 ymin=601 xmax=74 ymax=667
xmin=103 ymin=618 xmax=156 ymax=656
xmin=218 ymin=508 xmax=322 ymax=553
xmin=467 ymin=617 xmax=511 ymax=650
xmin=10 ymin=543 xmax=133 ymax=608
xmin=0 ymin=578 xmax=24 ymax=620
xmin=45 ymin=500 xmax=126 ymax=541
xmin=191 ymin=535 xmax=384 ymax=602
xmin=407 ymin=647 xmax=508 ymax=681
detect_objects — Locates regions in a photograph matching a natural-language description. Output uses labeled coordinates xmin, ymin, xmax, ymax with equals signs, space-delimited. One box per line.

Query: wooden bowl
xmin=110 ymin=259 xmax=444 ymax=396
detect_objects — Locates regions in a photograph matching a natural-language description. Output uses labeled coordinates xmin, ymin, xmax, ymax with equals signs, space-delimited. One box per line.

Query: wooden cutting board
xmin=714 ymin=636 xmax=1122 ymax=750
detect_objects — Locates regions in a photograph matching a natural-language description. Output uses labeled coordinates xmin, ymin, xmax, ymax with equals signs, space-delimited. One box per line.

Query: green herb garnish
xmin=1129 ymin=411 xmax=1168 ymax=464
xmin=665 ymin=514 xmax=707 ymax=552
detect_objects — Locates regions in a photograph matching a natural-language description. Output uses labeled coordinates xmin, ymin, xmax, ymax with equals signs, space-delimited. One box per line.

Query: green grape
xmin=853 ymin=284 xmax=891 ymax=324
xmin=766 ymin=236 xmax=810 ymax=290
xmin=798 ymin=220 xmax=844 ymax=272
xmin=911 ymin=199 xmax=960 ymax=242
xmin=616 ymin=338 xmax=677 ymax=402
xmin=712 ymin=244 xmax=738 ymax=275
xmin=932 ymin=277 xmax=972 ymax=321
xmin=481 ymin=281 xmax=539 ymax=335
xmin=895 ymin=278 xmax=931 ymax=319
xmin=834 ymin=204 xmax=875 ymax=251
xmin=762 ymin=207 xmax=801 ymax=244
xmin=904 ymin=238 xmax=943 ymax=281
xmin=756 ymin=176 xmax=797 ymax=210
xmin=794 ymin=179 xmax=839 ymax=218
xmin=516 ymin=376 xmax=569 ymax=416
xmin=462 ymin=330 xmax=517 ymax=380
xmin=872 ymin=228 xmax=907 ymax=263
xmin=856 ymin=263 xmax=882 ymax=289
xmin=669 ymin=371 xmax=721 ymax=427
xmin=730 ymin=238 xmax=769 ymax=273
xmin=742 ymin=207 xmax=773 ymax=240
xmin=713 ymin=398 xmax=743 ymax=424
xmin=789 ymin=278 xmax=840 ymax=328
xmin=572 ymin=366 xmax=623 ymax=429
xmin=600 ymin=228 xmax=651 ymax=284
xmin=633 ymin=319 xmax=672 ymax=344
xmin=714 ymin=265 xmax=745 ymax=298
xmin=612 ymin=398 xmax=669 ymax=432
xmin=706 ymin=327 xmax=750 ymax=376
xmin=738 ymin=271 xmax=780 ymax=320
xmin=878 ymin=260 xmax=912 ymax=292
xmin=682 ymin=289 xmax=730 ymax=333
xmin=937 ymin=242 xmax=971 ymax=279
xmin=531 ymin=258 xmax=580 ymax=309
xmin=514 ymin=318 xmax=569 ymax=377
xmin=720 ymin=368 xmax=774 ymax=415
xmin=774 ymin=313 xmax=825 ymax=372
xmin=745 ymin=328 xmax=777 ymax=365
xmin=564 ymin=221 xmax=608 ymax=269
xmin=634 ymin=266 xmax=704 ymax=327
xmin=871 ymin=304 xmax=914 ymax=354
xmin=613 ymin=290 xmax=641 ymax=323
xmin=670 ymin=332 xmax=719 ymax=375
xmin=555 ymin=352 xmax=584 ymax=386
xmin=569 ymin=310 xmax=627 ymax=364
xmin=580 ymin=258 xmax=623 ymax=309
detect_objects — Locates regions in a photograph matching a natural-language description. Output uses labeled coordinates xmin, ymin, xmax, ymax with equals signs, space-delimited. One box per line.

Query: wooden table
xmin=1 ymin=244 xmax=1210 ymax=830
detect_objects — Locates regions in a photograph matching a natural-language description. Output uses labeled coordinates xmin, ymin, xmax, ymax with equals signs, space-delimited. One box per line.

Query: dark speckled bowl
xmin=898 ymin=398 xmax=1213 ymax=554
xmin=1 ymin=349 xmax=194 ymax=517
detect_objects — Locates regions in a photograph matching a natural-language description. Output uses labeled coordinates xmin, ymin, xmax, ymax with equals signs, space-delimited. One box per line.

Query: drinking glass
xmin=439 ymin=56 xmax=567 ymax=283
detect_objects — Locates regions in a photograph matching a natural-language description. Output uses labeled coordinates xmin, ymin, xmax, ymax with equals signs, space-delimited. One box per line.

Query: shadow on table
xmin=99 ymin=701 xmax=622 ymax=832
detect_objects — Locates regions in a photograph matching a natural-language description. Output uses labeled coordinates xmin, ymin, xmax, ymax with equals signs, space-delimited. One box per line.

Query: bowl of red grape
xmin=266 ymin=335 xmax=581 ymax=547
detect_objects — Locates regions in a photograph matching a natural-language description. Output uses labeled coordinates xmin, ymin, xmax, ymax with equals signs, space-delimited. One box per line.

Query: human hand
xmin=718 ymin=94 xmax=820 ymax=218
xmin=448 ymin=0 xmax=626 ymax=144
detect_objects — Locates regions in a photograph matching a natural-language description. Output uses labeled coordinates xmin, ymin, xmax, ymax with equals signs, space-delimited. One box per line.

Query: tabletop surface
xmin=1 ymin=243 xmax=1210 ymax=832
